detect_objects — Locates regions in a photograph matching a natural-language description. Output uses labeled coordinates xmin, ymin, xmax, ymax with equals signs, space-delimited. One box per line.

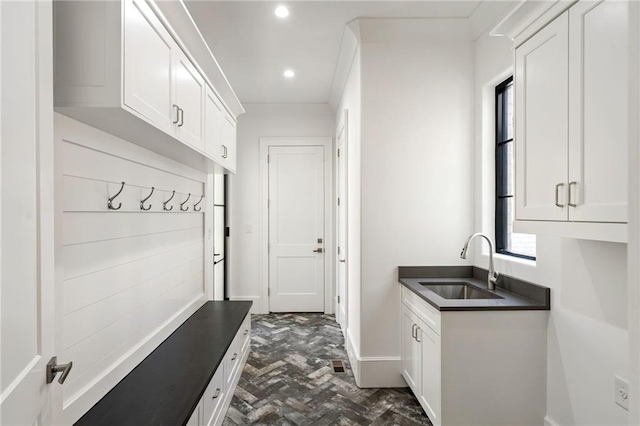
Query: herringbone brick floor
xmin=222 ymin=313 xmax=432 ymax=426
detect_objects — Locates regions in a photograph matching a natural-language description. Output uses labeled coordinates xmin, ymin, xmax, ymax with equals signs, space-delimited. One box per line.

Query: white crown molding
xmin=490 ymin=0 xmax=577 ymax=43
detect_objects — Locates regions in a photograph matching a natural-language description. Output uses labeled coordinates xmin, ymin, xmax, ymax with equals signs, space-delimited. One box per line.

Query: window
xmin=495 ymin=77 xmax=536 ymax=260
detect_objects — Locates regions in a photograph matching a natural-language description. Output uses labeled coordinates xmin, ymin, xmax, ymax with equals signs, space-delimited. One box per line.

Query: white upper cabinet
xmin=205 ymin=86 xmax=223 ymax=160
xmin=220 ymin=111 xmax=237 ymax=172
xmin=514 ymin=0 xmax=629 ymax=242
xmin=173 ymin=48 xmax=206 ymax=151
xmin=568 ymin=0 xmax=628 ymax=223
xmin=515 ymin=12 xmax=569 ymax=222
xmin=53 ymin=0 xmax=239 ymax=173
xmin=123 ymin=0 xmax=175 ymax=135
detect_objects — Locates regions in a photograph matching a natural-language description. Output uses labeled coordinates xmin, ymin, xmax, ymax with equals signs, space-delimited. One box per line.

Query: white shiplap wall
xmin=55 ymin=114 xmax=208 ymax=423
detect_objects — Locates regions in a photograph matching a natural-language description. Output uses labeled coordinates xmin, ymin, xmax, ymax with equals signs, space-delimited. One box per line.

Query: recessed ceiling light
xmin=274 ymin=6 xmax=289 ymax=18
xmin=283 ymin=69 xmax=295 ymax=79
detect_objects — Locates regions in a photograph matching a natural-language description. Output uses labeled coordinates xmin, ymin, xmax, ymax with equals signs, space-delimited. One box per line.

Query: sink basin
xmin=419 ymin=282 xmax=503 ymax=300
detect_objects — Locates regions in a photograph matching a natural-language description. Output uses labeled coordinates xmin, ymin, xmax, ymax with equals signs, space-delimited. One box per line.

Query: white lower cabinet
xmin=400 ymin=286 xmax=547 ymax=426
xmin=188 ymin=313 xmax=251 ymax=426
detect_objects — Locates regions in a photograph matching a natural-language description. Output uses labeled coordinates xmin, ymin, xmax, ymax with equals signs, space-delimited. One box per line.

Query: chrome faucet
xmin=460 ymin=233 xmax=499 ymax=290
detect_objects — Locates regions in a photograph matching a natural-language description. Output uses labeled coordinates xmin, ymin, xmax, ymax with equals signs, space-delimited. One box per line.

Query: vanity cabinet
xmin=54 ymin=0 xmax=237 ymax=173
xmin=514 ymin=0 xmax=630 ymax=242
xmin=400 ymin=286 xmax=547 ymax=426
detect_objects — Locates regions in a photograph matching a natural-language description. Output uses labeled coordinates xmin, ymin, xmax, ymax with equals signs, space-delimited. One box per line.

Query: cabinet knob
xmin=568 ymin=181 xmax=578 ymax=207
xmin=243 ymin=329 xmax=249 ymax=336
xmin=231 ymin=353 xmax=238 ymax=361
xmin=212 ymin=388 xmax=221 ymax=399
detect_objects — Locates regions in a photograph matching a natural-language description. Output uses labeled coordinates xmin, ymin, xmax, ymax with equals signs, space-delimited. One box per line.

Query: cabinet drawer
xmin=224 ymin=335 xmax=240 ymax=387
xmin=239 ymin=314 xmax=251 ymax=353
xmin=203 ymin=366 xmax=225 ymax=426
xmin=402 ymin=286 xmax=441 ymax=335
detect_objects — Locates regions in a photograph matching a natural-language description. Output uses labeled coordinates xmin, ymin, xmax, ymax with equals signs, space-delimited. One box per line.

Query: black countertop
xmin=75 ymin=301 xmax=252 ymax=426
xmin=399 ymin=266 xmax=550 ymax=311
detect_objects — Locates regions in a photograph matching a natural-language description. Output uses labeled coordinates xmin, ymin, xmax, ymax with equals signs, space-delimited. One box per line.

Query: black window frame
xmin=495 ymin=76 xmax=536 ymax=261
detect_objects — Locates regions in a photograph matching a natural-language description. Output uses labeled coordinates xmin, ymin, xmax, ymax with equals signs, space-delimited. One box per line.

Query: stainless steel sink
xmin=419 ymin=282 xmax=503 ymax=300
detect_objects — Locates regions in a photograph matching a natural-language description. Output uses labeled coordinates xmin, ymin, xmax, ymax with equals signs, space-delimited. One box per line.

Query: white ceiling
xmin=185 ymin=1 xmax=504 ymax=105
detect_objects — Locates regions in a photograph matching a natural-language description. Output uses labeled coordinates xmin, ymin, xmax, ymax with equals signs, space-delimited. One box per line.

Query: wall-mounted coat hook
xmin=140 ymin=187 xmax=155 ymax=211
xmin=180 ymin=193 xmax=191 ymax=211
xmin=108 ymin=182 xmax=125 ymax=210
xmin=163 ymin=191 xmax=175 ymax=211
xmin=194 ymin=195 xmax=204 ymax=212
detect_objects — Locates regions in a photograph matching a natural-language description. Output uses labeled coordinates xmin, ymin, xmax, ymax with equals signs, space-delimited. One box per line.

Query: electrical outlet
xmin=615 ymin=376 xmax=629 ymax=411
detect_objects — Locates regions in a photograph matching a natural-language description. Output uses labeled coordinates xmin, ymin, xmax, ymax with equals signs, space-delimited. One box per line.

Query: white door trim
xmin=259 ymin=137 xmax=334 ymax=314
xmin=335 ymin=110 xmax=349 ymax=335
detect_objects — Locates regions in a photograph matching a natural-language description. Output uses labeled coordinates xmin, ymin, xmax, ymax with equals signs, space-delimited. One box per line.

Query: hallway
xmin=223 ymin=314 xmax=431 ymax=425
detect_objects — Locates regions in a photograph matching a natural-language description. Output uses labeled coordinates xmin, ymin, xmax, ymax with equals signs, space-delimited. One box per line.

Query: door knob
xmin=46 ymin=356 xmax=73 ymax=385
xmin=313 ymin=248 xmax=323 ymax=253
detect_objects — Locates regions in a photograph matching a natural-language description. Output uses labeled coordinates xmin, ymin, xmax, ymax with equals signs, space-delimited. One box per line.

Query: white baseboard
xmin=64 ymin=295 xmax=207 ymax=424
xmin=344 ymin=329 xmax=405 ymax=388
xmin=345 ymin=329 xmax=361 ymax=385
xmin=228 ymin=296 xmax=261 ymax=314
xmin=544 ymin=416 xmax=561 ymax=426
xmin=359 ymin=356 xmax=405 ymax=388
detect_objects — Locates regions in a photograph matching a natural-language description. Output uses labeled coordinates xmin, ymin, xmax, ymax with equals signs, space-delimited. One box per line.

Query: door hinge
xmin=267 ymin=154 xmax=270 ymax=163
xmin=337 ymin=149 xmax=340 ymax=158
xmin=337 ymin=295 xmax=341 ymax=304
xmin=337 ymin=197 xmax=340 ymax=206
xmin=338 ymin=247 xmax=341 ymax=255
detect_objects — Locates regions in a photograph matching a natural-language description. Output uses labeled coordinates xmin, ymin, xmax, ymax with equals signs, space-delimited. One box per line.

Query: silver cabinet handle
xmin=415 ymin=327 xmax=421 ymax=343
xmin=231 ymin=353 xmax=238 ymax=361
xmin=212 ymin=388 xmax=221 ymax=399
xmin=172 ymin=104 xmax=180 ymax=124
xmin=313 ymin=248 xmax=323 ymax=253
xmin=411 ymin=324 xmax=417 ymax=339
xmin=178 ymin=107 xmax=184 ymax=127
xmin=555 ymin=183 xmax=565 ymax=208
xmin=243 ymin=329 xmax=249 ymax=336
xmin=568 ymin=181 xmax=578 ymax=207
xmin=46 ymin=357 xmax=73 ymax=385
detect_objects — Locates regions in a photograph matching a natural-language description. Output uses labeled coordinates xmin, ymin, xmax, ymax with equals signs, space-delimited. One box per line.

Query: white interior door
xmin=268 ymin=145 xmax=325 ymax=312
xmin=1 ymin=1 xmax=60 ymax=424
xmin=336 ymin=124 xmax=347 ymax=334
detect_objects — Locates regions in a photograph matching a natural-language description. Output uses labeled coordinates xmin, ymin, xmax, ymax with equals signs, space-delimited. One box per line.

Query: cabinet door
xmin=123 ymin=0 xmax=175 ymax=134
xmin=174 ymin=48 xmax=205 ymax=151
xmin=205 ymin=86 xmax=223 ymax=161
xmin=203 ymin=366 xmax=225 ymax=426
xmin=220 ymin=111 xmax=236 ymax=171
xmin=568 ymin=0 xmax=628 ymax=223
xmin=401 ymin=305 xmax=421 ymax=394
xmin=418 ymin=320 xmax=441 ymax=426
xmin=186 ymin=399 xmax=202 ymax=426
xmin=515 ymin=12 xmax=569 ymax=221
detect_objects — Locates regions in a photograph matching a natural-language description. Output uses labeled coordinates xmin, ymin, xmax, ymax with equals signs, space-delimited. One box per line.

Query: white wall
xmin=472 ymin=32 xmax=629 ymax=426
xmin=335 ymin=46 xmax=363 ymax=377
xmin=357 ymin=39 xmax=474 ymax=385
xmin=229 ymin=104 xmax=335 ymax=313
xmin=55 ymin=114 xmax=207 ymax=423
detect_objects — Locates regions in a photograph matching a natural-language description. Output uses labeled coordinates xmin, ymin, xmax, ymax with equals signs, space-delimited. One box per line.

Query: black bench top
xmin=75 ymin=301 xmax=253 ymax=426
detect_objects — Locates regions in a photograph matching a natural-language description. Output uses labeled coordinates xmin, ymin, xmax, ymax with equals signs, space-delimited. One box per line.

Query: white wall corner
xmin=346 ymin=328 xmax=361 ymax=386
xmin=328 ymin=20 xmax=360 ymax=111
